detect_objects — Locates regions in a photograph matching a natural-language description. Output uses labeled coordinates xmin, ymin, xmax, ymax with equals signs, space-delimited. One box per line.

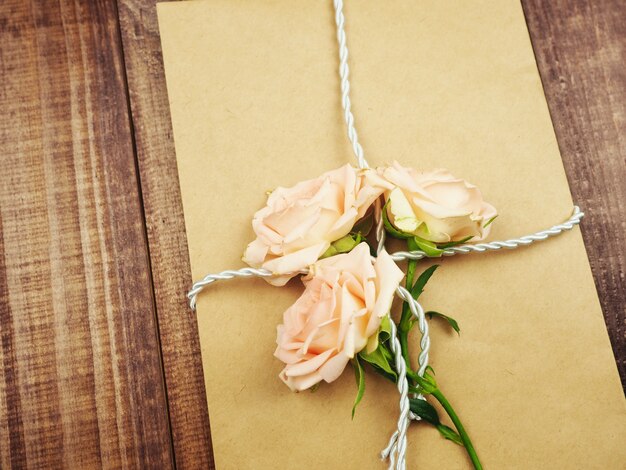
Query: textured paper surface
xmin=157 ymin=1 xmax=626 ymax=468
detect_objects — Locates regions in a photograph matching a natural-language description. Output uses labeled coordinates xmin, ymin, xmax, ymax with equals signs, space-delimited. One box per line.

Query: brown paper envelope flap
xmin=157 ymin=1 xmax=626 ymax=468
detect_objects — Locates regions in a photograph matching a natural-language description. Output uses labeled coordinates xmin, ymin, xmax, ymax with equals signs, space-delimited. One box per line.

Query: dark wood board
xmin=117 ymin=0 xmax=214 ymax=468
xmin=0 ymin=1 xmax=174 ymax=468
xmin=523 ymin=0 xmax=625 ymax=383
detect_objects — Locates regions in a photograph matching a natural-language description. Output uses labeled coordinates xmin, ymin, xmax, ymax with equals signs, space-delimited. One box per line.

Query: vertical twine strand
xmin=333 ymin=0 xmax=369 ymax=169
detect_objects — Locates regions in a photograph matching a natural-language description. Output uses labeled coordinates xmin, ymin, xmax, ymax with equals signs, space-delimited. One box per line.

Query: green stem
xmin=405 ymin=258 xmax=417 ymax=290
xmin=398 ymin=253 xmax=418 ymax=375
xmin=432 ymin=389 xmax=483 ymax=470
xmin=408 ymin=385 xmax=421 ymax=395
xmin=406 ymin=369 xmax=420 ymax=383
xmin=399 ymin=325 xmax=412 ymax=373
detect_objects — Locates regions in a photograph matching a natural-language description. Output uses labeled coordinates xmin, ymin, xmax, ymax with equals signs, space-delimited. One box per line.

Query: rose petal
xmin=318 ymin=351 xmax=350 ymax=383
xmin=283 ymin=348 xmax=335 ymax=377
xmin=263 ymin=242 xmax=329 ymax=275
xmin=372 ymin=249 xmax=405 ymax=319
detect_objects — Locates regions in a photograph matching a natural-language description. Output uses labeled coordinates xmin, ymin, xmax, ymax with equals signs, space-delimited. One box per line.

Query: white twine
xmin=374 ymin=195 xmax=411 ymax=469
xmin=380 ymin=286 xmax=431 ymax=470
xmin=187 ymin=267 xmax=274 ymax=310
xmin=187 ymin=207 xmax=583 ymax=311
xmin=375 ymin=199 xmax=387 ymax=256
xmin=384 ymin=307 xmax=410 ymax=470
xmin=333 ymin=0 xmax=369 ymax=170
xmin=390 ymin=206 xmax=584 ymax=262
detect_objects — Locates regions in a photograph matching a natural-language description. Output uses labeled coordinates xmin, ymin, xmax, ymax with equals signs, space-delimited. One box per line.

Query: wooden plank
xmin=523 ymin=0 xmax=626 ymax=387
xmin=116 ymin=0 xmax=214 ymax=468
xmin=0 ymin=1 xmax=174 ymax=467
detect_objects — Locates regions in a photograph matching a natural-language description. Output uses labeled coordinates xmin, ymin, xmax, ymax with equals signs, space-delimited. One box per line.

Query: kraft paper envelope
xmin=157 ymin=1 xmax=626 ymax=468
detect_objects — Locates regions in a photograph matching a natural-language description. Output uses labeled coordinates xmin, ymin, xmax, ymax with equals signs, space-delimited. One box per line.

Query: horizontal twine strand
xmin=187 ymin=206 xmax=583 ymax=311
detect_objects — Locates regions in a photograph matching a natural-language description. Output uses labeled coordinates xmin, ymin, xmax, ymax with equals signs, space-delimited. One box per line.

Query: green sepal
xmin=483 ymin=214 xmax=498 ymax=228
xmin=353 ymin=206 xmax=375 ymax=236
xmin=351 ymin=356 xmax=366 ymax=419
xmin=359 ymin=316 xmax=397 ymax=381
xmin=382 ymin=200 xmax=412 ymax=239
xmin=437 ymin=424 xmax=463 ymax=446
xmin=320 ymin=233 xmax=363 ymax=259
xmin=438 ymin=235 xmax=474 ymax=249
xmin=413 ymin=372 xmax=438 ymax=395
xmin=320 ymin=245 xmax=339 ymax=259
xmin=359 ymin=345 xmax=397 ymax=382
xmin=413 ymin=236 xmax=444 ymax=257
xmin=427 ymin=311 xmax=461 ymax=335
xmin=378 ymin=314 xmax=393 ymax=343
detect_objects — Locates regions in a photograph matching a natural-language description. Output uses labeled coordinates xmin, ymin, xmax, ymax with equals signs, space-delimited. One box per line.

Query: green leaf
xmin=425 ymin=365 xmax=436 ymax=376
xmin=351 ymin=357 xmax=366 ymax=419
xmin=411 ymin=265 xmax=439 ymax=300
xmin=409 ymin=398 xmax=441 ymax=426
xmin=410 ymin=398 xmax=463 ymax=446
xmin=438 ymin=235 xmax=474 ymax=249
xmin=427 ymin=311 xmax=461 ymax=335
xmin=483 ymin=214 xmax=498 ymax=228
xmin=309 ymin=383 xmax=320 ymax=393
xmin=359 ymin=345 xmax=397 ymax=381
xmin=382 ymin=200 xmax=412 ymax=239
xmin=367 ymin=364 xmax=399 ymax=383
xmin=413 ymin=236 xmax=444 ymax=257
xmin=437 ymin=424 xmax=463 ymax=446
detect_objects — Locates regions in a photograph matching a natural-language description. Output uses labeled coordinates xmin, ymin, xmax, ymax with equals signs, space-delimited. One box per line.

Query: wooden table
xmin=0 ymin=1 xmax=623 ymax=468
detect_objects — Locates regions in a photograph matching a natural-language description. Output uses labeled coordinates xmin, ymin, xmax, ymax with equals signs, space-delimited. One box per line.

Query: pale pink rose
xmin=380 ymin=161 xmax=497 ymax=243
xmin=243 ymin=164 xmax=385 ymax=286
xmin=275 ymin=243 xmax=404 ymax=392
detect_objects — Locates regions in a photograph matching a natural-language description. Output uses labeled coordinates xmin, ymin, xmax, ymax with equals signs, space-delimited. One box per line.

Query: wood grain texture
xmin=522 ymin=0 xmax=626 ymax=388
xmin=0 ymin=1 xmax=174 ymax=468
xmin=116 ymin=0 xmax=214 ymax=468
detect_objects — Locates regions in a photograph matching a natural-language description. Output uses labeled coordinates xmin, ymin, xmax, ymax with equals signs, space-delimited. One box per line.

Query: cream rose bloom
xmin=274 ymin=243 xmax=404 ymax=392
xmin=380 ymin=161 xmax=497 ymax=243
xmin=243 ymin=164 xmax=384 ymax=286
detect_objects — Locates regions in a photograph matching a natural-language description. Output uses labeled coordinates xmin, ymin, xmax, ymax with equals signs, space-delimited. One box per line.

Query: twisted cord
xmin=333 ymin=0 xmax=368 ymax=169
xmin=391 ymin=206 xmax=584 ymax=262
xmin=375 ymin=199 xmax=387 ymax=255
xmin=381 ymin=287 xmax=431 ymax=468
xmin=384 ymin=316 xmax=411 ymax=470
xmin=187 ymin=267 xmax=274 ymax=310
xmin=398 ymin=287 xmax=430 ymax=378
